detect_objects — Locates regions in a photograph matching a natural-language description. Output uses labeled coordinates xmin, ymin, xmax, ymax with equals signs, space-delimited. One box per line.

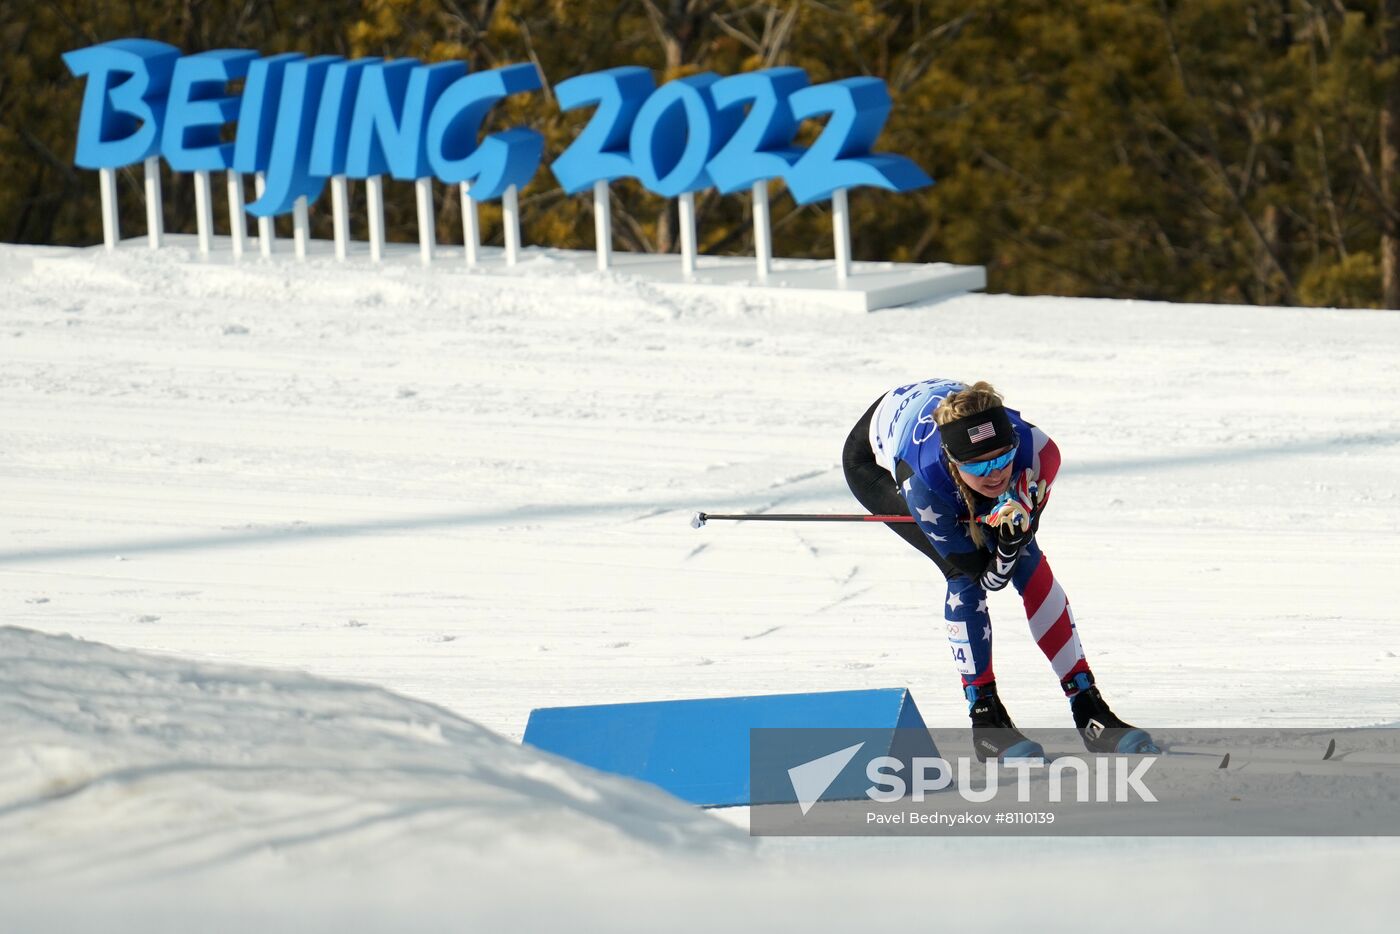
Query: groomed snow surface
xmin=2 ymin=241 xmax=1398 ymax=930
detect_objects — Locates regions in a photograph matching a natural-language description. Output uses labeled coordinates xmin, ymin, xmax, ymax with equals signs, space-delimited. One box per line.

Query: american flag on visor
xmin=967 ymin=422 xmax=996 ymax=443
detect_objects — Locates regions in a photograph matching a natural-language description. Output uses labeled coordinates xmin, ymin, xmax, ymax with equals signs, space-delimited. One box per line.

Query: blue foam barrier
xmin=522 ymin=688 xmax=937 ymax=808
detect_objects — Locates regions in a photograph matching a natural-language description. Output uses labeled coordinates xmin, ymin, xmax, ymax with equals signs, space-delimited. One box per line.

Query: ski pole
xmin=691 ymin=511 xmax=913 ymax=529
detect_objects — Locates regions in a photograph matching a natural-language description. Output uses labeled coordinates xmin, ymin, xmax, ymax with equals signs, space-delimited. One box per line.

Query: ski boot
xmin=1063 ymin=672 xmax=1160 ymax=754
xmin=967 ymin=682 xmax=1045 ymax=761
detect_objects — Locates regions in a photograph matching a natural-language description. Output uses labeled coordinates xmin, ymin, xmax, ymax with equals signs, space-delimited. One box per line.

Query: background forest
xmin=4 ymin=0 xmax=1400 ymax=309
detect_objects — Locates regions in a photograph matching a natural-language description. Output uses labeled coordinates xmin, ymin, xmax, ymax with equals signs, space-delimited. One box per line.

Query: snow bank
xmin=0 ymin=625 xmax=742 ymax=887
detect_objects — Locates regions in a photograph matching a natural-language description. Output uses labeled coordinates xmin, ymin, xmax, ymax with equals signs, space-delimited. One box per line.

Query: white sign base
xmin=78 ymin=234 xmax=986 ymax=312
xmin=593 ymin=248 xmax=983 ymax=312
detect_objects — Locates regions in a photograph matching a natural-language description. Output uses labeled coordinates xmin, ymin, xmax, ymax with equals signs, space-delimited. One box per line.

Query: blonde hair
xmin=933 ymin=381 xmax=1005 ymax=548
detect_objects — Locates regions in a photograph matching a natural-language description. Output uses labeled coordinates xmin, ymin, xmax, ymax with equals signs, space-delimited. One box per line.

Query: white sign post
xmin=831 ymin=187 xmax=851 ymax=284
xmin=460 ymin=182 xmax=480 ymax=267
xmin=415 ymin=177 xmax=435 ymax=266
xmin=593 ymin=179 xmax=611 ymax=271
xmin=330 ymin=176 xmax=349 ymax=261
xmin=503 ymin=184 xmax=521 ymax=266
xmin=227 ymin=170 xmax=246 ymax=259
xmin=254 ymin=172 xmax=274 ymax=257
xmin=97 ymin=168 xmax=119 ymax=251
xmin=678 ymin=190 xmax=697 ymax=279
xmin=144 ymin=157 xmax=163 ymax=249
xmin=752 ymin=181 xmax=772 ymax=282
xmin=366 ymin=175 xmax=385 ymax=263
xmin=193 ymin=169 xmax=213 ymax=255
xmin=293 ymin=196 xmax=309 ymax=260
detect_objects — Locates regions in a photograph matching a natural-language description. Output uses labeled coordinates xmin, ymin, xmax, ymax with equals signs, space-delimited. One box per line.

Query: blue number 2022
xmin=549 ymin=67 xmax=931 ymax=202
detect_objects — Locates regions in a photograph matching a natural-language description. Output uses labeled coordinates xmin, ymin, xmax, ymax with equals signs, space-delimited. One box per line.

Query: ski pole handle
xmin=691 ymin=511 xmax=914 ymax=528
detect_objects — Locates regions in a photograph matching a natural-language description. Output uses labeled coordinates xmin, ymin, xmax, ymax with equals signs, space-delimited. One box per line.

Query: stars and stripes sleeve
xmin=1024 ymin=423 xmax=1060 ymax=517
xmin=1029 ymin=424 xmax=1061 ymax=487
xmin=896 ymin=463 xmax=989 ymax=581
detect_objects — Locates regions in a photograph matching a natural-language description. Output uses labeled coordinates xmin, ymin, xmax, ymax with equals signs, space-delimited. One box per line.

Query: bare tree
xmin=637 ymin=0 xmax=725 ymax=72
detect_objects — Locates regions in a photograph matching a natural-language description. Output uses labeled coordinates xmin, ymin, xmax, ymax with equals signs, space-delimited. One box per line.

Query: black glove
xmin=980 ymin=514 xmax=1032 ymax=592
xmin=996 ymin=515 xmax=1032 ymax=555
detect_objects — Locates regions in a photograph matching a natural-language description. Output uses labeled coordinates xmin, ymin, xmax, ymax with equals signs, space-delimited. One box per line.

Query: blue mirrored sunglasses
xmin=954 ymin=446 xmax=1017 ymax=477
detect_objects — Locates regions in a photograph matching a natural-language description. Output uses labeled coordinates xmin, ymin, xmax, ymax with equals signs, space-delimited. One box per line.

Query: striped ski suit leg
xmin=1011 ymin=540 xmax=1091 ymax=689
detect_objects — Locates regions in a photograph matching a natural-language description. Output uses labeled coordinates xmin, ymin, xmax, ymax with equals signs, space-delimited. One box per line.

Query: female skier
xmin=842 ymin=378 xmax=1156 ymax=760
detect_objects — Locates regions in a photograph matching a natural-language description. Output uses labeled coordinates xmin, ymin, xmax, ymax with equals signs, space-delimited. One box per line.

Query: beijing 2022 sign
xmin=63 ymin=39 xmax=933 ymax=278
